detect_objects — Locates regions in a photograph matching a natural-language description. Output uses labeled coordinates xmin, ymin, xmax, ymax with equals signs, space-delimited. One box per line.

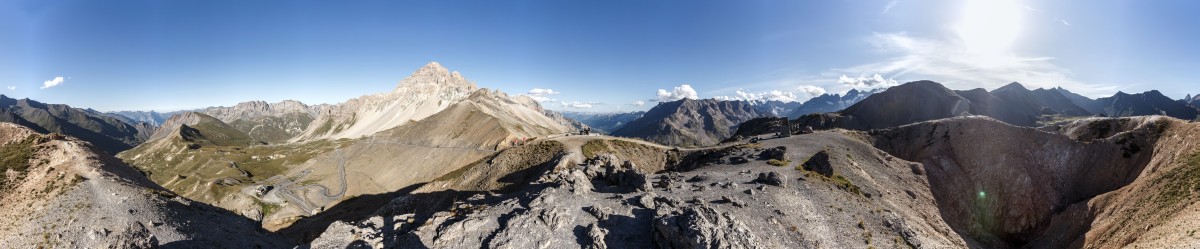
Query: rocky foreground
xmin=306 ymin=116 xmax=1200 ymax=248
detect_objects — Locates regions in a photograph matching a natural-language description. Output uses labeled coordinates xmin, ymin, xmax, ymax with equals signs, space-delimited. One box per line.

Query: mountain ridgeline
xmin=611 ymin=98 xmax=766 ymax=147
xmin=0 ymin=95 xmax=152 ymax=154
xmin=789 ymin=80 xmax=1200 ymax=131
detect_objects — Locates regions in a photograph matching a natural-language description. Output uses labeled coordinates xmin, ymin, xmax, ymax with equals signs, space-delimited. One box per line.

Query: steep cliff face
xmin=197 ymin=100 xmax=325 ymax=143
xmin=613 ymin=99 xmax=766 ymax=147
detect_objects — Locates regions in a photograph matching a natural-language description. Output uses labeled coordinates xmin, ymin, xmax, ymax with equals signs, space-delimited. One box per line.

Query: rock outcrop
xmin=652 ymin=206 xmax=759 ymax=249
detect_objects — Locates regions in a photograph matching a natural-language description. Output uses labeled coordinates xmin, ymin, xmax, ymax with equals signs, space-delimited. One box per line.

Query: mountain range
xmin=0 ymin=95 xmax=152 ymax=154
xmin=611 ymin=98 xmax=766 ymax=147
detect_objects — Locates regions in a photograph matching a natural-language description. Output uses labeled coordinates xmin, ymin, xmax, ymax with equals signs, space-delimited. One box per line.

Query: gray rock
xmin=754 ymin=172 xmax=786 ymax=187
xmin=801 ymin=150 xmax=835 ymax=177
xmin=584 ymin=154 xmax=651 ymax=192
xmin=585 ymin=224 xmax=609 ymax=249
xmin=758 ymin=146 xmax=788 ymax=161
xmin=638 ymin=194 xmax=657 ymax=209
xmin=585 ymin=206 xmax=613 ymax=221
xmin=721 ymin=196 xmax=747 ymax=208
xmin=652 ymin=206 xmax=760 ymax=249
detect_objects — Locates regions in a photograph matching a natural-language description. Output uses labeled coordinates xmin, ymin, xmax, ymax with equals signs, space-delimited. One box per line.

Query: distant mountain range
xmin=1060 ymin=89 xmax=1198 ymax=120
xmin=791 ymin=80 xmax=1200 ymax=131
xmin=788 ymin=88 xmax=883 ymax=118
xmin=562 ymin=111 xmax=646 ymax=134
xmin=0 ymin=94 xmax=152 ymax=154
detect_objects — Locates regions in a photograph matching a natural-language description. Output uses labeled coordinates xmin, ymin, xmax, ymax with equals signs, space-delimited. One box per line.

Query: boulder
xmin=801 ymin=150 xmax=834 ymax=177
xmin=652 ymin=206 xmax=759 ymax=249
xmin=758 ymin=146 xmax=787 ymax=161
xmin=754 ymin=172 xmax=786 ymax=187
xmin=584 ymin=154 xmax=651 ymax=192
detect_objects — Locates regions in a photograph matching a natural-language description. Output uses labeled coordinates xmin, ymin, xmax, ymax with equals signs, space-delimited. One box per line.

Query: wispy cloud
xmin=1060 ymin=19 xmax=1071 ymax=26
xmin=6 ymin=86 xmax=14 ymax=90
xmin=655 ymin=84 xmax=699 ymax=102
xmin=630 ymin=100 xmax=645 ymax=106
xmin=833 ymin=32 xmax=1117 ymax=97
xmin=882 ymin=0 xmax=899 ymax=13
xmin=41 ymin=76 xmax=65 ymax=89
xmin=837 ymin=74 xmax=898 ymax=89
xmin=528 ymin=88 xmax=560 ymax=95
xmin=522 ymin=88 xmax=561 ymax=102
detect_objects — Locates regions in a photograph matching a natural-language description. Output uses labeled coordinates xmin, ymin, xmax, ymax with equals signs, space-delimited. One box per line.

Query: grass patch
xmin=0 ymin=135 xmax=41 ymax=187
xmin=832 ymin=174 xmax=864 ymax=196
xmin=1151 ymin=150 xmax=1200 ymax=209
xmin=581 ymin=139 xmax=611 ymax=159
xmin=766 ymin=159 xmax=791 ymax=167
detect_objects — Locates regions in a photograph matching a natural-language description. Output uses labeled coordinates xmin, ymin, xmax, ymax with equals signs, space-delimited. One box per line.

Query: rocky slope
xmin=867 ymin=116 xmax=1200 ymax=248
xmin=306 ymin=132 xmax=968 ymax=248
xmin=563 ymin=111 xmax=645 ymax=134
xmin=612 ymin=99 xmax=766 ymax=147
xmin=293 ymin=62 xmax=479 ymax=141
xmin=197 ymin=100 xmax=327 ymax=143
xmin=0 ymin=95 xmax=151 ymax=154
xmin=304 ymin=115 xmax=1200 ymax=248
xmin=273 ymin=88 xmax=572 ymax=234
xmin=0 ymin=123 xmax=287 ymax=247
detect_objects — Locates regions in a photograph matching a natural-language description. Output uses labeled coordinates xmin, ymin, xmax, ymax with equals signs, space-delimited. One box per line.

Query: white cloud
xmin=655 ymin=84 xmax=699 ymax=102
xmin=714 ymin=89 xmax=812 ymax=103
xmin=630 ymin=100 xmax=645 ymax=106
xmin=796 ymin=85 xmax=827 ymax=97
xmin=835 ymin=32 xmax=1117 ymax=97
xmin=528 ymin=88 xmax=560 ymax=95
xmin=560 ymin=101 xmax=596 ymax=109
xmin=520 ymin=88 xmax=561 ymax=102
xmin=837 ymin=74 xmax=898 ymax=89
xmin=1060 ymin=19 xmax=1071 ymax=26
xmin=6 ymin=86 xmax=14 ymax=90
xmin=41 ymin=76 xmax=65 ymax=89
xmin=526 ymin=95 xmax=554 ymax=102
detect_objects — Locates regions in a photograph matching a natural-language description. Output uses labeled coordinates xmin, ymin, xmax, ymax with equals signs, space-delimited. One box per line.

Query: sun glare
xmin=954 ymin=0 xmax=1023 ymax=55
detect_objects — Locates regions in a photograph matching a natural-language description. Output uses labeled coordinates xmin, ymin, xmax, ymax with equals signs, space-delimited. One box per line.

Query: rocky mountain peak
xmin=394 ymin=62 xmax=477 ymax=93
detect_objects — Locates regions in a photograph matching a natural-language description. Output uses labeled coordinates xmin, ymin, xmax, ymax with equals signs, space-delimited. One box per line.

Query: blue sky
xmin=1 ymin=0 xmax=1197 ymax=112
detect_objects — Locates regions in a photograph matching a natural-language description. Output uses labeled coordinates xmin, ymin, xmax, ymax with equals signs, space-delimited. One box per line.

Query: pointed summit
xmin=416 ymin=61 xmax=450 ymax=75
xmin=394 ymin=61 xmax=477 ymax=92
xmin=993 ymin=82 xmax=1029 ymax=93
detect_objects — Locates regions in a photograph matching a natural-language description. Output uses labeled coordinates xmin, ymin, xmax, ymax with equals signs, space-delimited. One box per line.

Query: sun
xmin=954 ymin=0 xmax=1023 ymax=55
